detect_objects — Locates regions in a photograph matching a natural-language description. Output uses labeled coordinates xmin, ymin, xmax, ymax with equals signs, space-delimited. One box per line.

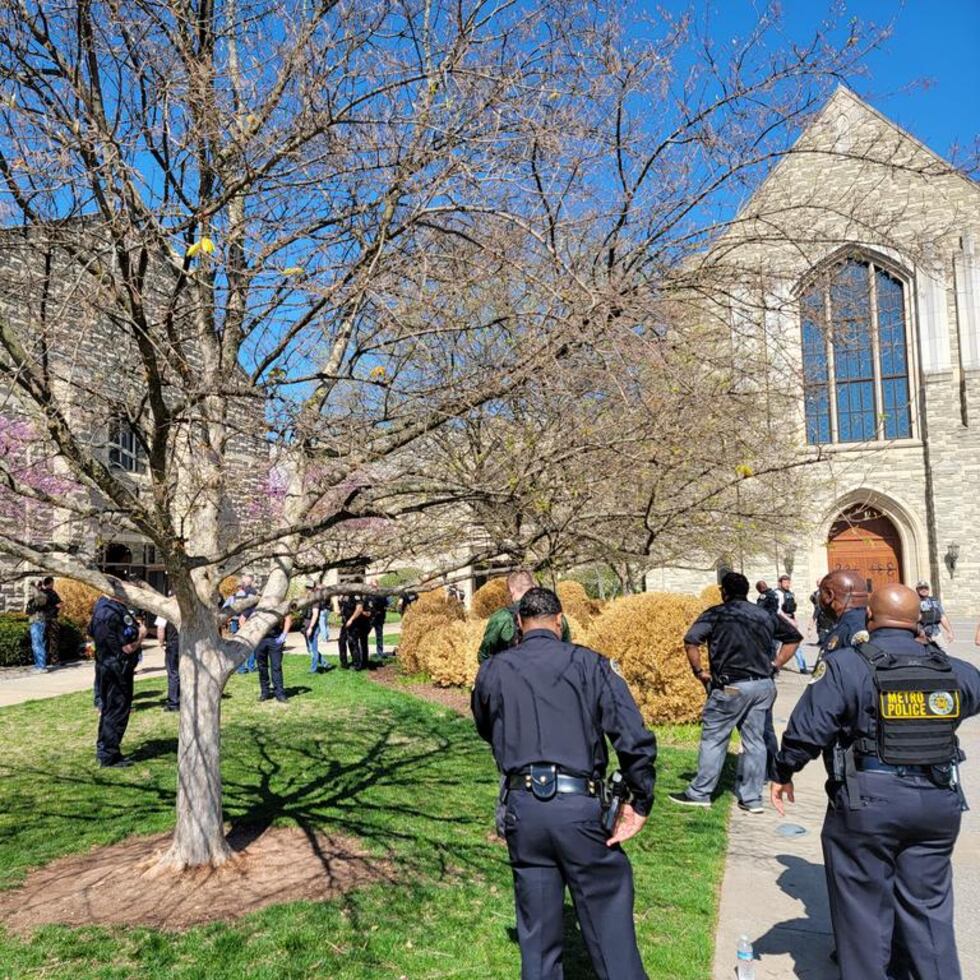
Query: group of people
xmin=471 ymin=568 xmax=980 ymax=980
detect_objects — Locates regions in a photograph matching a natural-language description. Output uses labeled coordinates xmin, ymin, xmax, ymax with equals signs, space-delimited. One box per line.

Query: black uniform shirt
xmin=471 ymin=629 xmax=657 ymax=815
xmin=89 ymin=597 xmax=140 ymax=659
xmin=775 ymin=627 xmax=980 ymax=785
xmin=684 ymin=599 xmax=802 ymax=680
xmin=820 ymin=606 xmax=866 ymax=656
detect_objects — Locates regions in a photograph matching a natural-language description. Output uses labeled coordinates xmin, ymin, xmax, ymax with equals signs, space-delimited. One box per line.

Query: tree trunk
xmin=157 ymin=622 xmax=235 ymax=870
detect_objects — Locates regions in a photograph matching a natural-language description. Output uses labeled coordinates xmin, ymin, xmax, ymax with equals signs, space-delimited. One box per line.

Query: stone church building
xmin=646 ymin=87 xmax=980 ymax=619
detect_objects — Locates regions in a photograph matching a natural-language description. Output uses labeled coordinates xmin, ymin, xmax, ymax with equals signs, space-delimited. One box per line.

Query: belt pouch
xmin=529 ymin=764 xmax=558 ymax=801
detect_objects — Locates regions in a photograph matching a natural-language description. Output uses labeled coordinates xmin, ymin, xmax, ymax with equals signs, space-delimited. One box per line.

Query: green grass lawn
xmin=0 ymin=665 xmax=730 ymax=979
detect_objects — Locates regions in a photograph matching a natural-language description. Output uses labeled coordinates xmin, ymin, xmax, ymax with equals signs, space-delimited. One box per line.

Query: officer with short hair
xmin=771 ymin=583 xmax=980 ymax=980
xmin=472 ymin=587 xmax=656 ymax=979
xmin=816 ymin=569 xmax=868 ymax=659
xmin=90 ymin=594 xmax=147 ymax=767
xmin=755 ymin=579 xmax=780 ymax=615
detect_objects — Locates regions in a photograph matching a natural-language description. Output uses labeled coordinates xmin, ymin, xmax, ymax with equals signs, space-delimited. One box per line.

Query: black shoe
xmin=162 ymin=704 xmax=179 ymax=712
xmin=737 ymin=801 xmax=764 ymax=814
xmin=99 ymin=757 xmax=133 ymax=769
xmin=321 ymin=663 xmax=336 ymax=672
xmin=275 ymin=694 xmax=288 ymax=703
xmin=258 ymin=693 xmax=272 ymax=702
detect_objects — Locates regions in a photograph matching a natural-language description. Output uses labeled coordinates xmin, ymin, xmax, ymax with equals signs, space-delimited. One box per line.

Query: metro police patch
xmin=809 ymin=660 xmax=827 ymax=684
xmin=123 ymin=615 xmax=134 ymax=626
xmin=610 ymin=659 xmax=625 ymax=678
xmin=826 ymin=635 xmax=839 ymax=652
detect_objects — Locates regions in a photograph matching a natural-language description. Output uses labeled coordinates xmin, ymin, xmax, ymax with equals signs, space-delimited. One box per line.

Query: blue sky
xmin=647 ymin=1 xmax=979 ymax=165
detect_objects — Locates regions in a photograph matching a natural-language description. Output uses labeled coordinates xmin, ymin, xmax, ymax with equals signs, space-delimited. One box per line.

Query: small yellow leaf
xmin=186 ymin=241 xmax=201 ymax=258
xmin=735 ymin=463 xmax=754 ymax=478
xmin=283 ymin=266 xmax=305 ymax=276
xmin=369 ymin=365 xmax=386 ymax=380
xmin=199 ymin=236 xmax=215 ymax=255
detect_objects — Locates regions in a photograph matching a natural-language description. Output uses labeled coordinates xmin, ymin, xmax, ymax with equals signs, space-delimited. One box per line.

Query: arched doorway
xmin=827 ymin=505 xmax=903 ymax=593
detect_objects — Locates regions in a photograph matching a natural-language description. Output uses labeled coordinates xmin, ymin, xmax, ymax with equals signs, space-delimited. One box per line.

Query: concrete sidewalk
xmin=0 ymin=624 xmax=400 ymax=708
xmin=712 ymin=621 xmax=980 ymax=979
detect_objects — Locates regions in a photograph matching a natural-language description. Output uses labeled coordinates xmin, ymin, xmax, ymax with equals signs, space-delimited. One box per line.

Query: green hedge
xmin=0 ymin=614 xmax=84 ymax=668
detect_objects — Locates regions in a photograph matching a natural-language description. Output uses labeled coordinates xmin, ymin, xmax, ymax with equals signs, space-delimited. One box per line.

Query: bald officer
xmin=472 ymin=587 xmax=656 ymax=979
xmin=771 ymin=584 xmax=980 ymax=980
xmin=816 ymin=569 xmax=868 ymax=659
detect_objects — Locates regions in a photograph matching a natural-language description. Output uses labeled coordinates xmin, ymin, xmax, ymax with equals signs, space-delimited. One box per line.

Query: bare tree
xmin=0 ymin=0 xmax=949 ymax=870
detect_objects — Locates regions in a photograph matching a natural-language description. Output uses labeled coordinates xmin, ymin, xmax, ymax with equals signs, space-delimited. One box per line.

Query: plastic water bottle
xmin=736 ymin=935 xmax=755 ymax=980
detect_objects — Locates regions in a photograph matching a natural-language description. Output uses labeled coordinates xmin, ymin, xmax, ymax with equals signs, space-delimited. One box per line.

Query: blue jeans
xmin=687 ymin=678 xmax=776 ymax=806
xmin=30 ymin=621 xmax=47 ymax=670
xmin=306 ymin=624 xmax=322 ymax=670
xmin=318 ymin=609 xmax=330 ymax=642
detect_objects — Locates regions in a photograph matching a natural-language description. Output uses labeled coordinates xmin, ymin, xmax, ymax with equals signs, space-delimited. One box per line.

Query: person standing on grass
xmin=477 ymin=569 xmax=570 ymax=663
xmin=472 ymin=587 xmax=656 ymax=980
xmin=26 ymin=579 xmax=51 ymax=672
xmin=670 ymin=571 xmax=801 ymax=813
xmin=155 ymin=601 xmax=180 ymax=712
xmin=90 ymin=593 xmax=146 ymax=767
xmin=229 ymin=574 xmax=258 ymax=673
xmin=367 ymin=586 xmax=388 ymax=659
xmin=256 ymin=613 xmax=292 ymax=703
xmin=303 ymin=582 xmax=330 ymax=673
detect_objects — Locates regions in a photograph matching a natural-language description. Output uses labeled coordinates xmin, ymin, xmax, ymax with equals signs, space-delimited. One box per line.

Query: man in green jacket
xmin=477 ymin=569 xmax=570 ymax=662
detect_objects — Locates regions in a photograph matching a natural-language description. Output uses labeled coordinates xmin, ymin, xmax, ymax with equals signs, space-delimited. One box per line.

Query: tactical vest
xmin=853 ymin=641 xmax=961 ymax=766
xmin=920 ymin=597 xmax=942 ymax=628
xmin=780 ymin=589 xmax=797 ymax=616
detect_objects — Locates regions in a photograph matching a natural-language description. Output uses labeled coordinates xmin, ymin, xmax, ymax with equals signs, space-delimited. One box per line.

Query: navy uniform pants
xmin=256 ymin=638 xmax=285 ymax=698
xmin=96 ymin=654 xmax=135 ymax=764
xmin=503 ymin=791 xmax=647 ymax=980
xmin=822 ymin=772 xmax=963 ymax=980
xmin=164 ymin=642 xmax=180 ymax=709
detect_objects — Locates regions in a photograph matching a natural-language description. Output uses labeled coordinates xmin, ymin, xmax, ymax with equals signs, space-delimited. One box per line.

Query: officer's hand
xmin=770 ymin=781 xmax=795 ymax=816
xmin=606 ymin=803 xmax=646 ymax=847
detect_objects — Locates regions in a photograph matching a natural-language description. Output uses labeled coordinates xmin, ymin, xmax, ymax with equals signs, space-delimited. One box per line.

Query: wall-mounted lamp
xmin=945 ymin=543 xmax=960 ymax=578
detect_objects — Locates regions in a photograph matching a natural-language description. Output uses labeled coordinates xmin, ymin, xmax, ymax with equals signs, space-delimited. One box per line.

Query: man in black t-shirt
xmin=670 ymin=572 xmax=801 ymax=812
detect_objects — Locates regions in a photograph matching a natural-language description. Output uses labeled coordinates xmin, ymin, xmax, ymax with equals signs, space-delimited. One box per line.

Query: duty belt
xmin=506 ymin=764 xmax=598 ymax=801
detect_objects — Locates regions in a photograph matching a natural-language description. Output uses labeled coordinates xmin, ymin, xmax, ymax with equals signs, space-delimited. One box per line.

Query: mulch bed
xmin=367 ymin=661 xmax=470 ymax=716
xmin=0 ymin=826 xmax=394 ymax=933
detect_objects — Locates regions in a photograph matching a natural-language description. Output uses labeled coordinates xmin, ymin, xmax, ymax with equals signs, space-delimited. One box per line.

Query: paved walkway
xmin=712 ymin=620 xmax=980 ymax=978
xmin=0 ymin=625 xmax=400 ymax=708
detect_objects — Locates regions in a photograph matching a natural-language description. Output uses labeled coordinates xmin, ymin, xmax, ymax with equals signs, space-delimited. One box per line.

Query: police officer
xmin=336 ymin=593 xmax=360 ymax=669
xmin=917 ymin=579 xmax=955 ymax=646
xmin=771 ymin=583 xmax=980 ymax=980
xmin=776 ymin=574 xmax=808 ymax=673
xmin=816 ymin=569 xmax=868 ymax=659
xmin=90 ymin=594 xmax=146 ymax=767
xmin=755 ymin=579 xmax=779 ymax=615
xmin=472 ymin=587 xmax=655 ymax=980
xmin=671 ymin=572 xmax=801 ymax=811
xmin=256 ymin=613 xmax=291 ymax=702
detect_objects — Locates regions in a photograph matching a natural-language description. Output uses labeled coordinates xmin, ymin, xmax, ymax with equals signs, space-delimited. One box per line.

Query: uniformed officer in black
xmin=90 ymin=594 xmax=146 ymax=767
xmin=472 ymin=587 xmax=656 ymax=980
xmin=771 ymin=583 xmax=980 ymax=980
xmin=156 ymin=603 xmax=180 ymax=712
xmin=816 ymin=569 xmax=868 ymax=659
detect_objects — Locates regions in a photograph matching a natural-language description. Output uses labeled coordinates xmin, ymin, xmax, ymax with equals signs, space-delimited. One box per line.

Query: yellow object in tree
xmin=735 ymin=463 xmax=754 ymax=478
xmin=187 ymin=236 xmax=215 ymax=259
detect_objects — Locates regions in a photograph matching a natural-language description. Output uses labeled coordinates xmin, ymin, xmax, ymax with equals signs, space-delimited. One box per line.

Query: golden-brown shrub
xmin=426 ymin=619 xmax=485 ymax=688
xmin=584 ymin=592 xmax=707 ymax=725
xmin=470 ymin=578 xmax=511 ymax=619
xmin=699 ymin=584 xmax=722 ymax=607
xmin=410 ymin=589 xmax=466 ymax=621
xmin=53 ymin=578 xmax=103 ymax=629
xmin=557 ymin=580 xmax=599 ymax=626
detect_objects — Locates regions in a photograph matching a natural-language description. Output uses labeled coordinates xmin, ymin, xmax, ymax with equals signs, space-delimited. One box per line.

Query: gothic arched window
xmin=801 ymin=258 xmax=912 ymax=445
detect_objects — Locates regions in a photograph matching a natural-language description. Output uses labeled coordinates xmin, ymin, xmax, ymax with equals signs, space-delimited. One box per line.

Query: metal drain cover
xmin=776 ymin=823 xmax=808 ymax=838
